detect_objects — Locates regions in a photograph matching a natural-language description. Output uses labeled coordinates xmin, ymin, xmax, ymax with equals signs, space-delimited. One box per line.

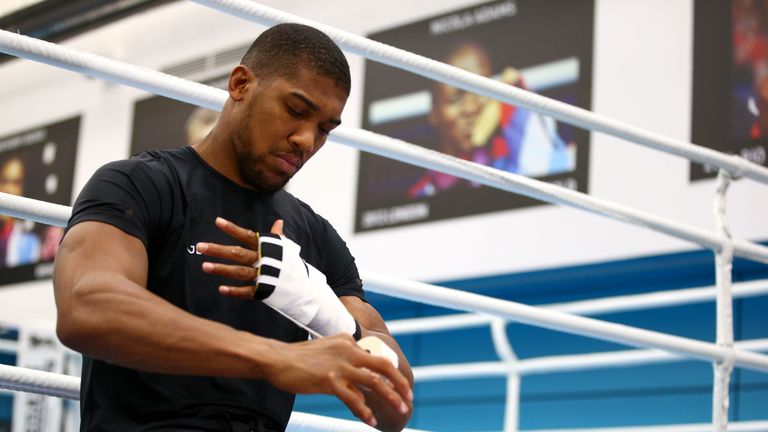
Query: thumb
xmin=270 ymin=219 xmax=284 ymax=235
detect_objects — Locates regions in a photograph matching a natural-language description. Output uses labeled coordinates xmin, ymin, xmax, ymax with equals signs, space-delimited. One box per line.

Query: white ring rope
xmin=413 ymin=339 xmax=768 ymax=381
xmin=360 ymin=272 xmax=768 ymax=373
xmin=0 ymin=30 xmax=226 ymax=112
xmin=0 ymin=30 xmax=767 ymax=265
xmin=330 ymin=128 xmax=768 ymax=265
xmin=386 ymin=278 xmax=768 ymax=335
xmin=0 ymin=191 xmax=71 ymax=227
xmin=190 ymin=0 xmax=768 ymax=185
xmin=0 ymin=363 xmax=79 ymax=400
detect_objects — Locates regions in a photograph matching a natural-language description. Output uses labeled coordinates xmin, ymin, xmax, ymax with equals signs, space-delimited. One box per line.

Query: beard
xmin=231 ymin=99 xmax=302 ymax=192
xmin=234 ymin=150 xmax=291 ymax=193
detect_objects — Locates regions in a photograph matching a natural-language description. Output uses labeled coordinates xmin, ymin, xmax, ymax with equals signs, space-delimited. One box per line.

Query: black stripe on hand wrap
xmin=254 ymin=233 xmax=282 ymax=300
xmin=352 ymin=320 xmax=362 ymax=341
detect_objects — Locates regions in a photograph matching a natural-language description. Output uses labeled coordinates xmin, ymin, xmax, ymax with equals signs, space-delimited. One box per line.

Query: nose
xmin=289 ymin=125 xmax=317 ymax=157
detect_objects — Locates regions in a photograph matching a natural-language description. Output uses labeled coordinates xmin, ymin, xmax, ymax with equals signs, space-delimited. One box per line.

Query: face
xmin=230 ymin=66 xmax=348 ymax=192
xmin=431 ymin=45 xmax=493 ymax=154
xmin=0 ymin=158 xmax=24 ymax=196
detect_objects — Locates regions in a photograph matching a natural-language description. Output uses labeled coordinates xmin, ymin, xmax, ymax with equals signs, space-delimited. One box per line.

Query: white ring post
xmin=712 ymin=170 xmax=736 ymax=431
xmin=491 ymin=319 xmax=520 ymax=432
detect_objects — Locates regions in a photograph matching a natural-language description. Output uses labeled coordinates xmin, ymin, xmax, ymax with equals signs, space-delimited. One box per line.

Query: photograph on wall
xmin=130 ymin=75 xmax=227 ymax=155
xmin=691 ymin=0 xmax=768 ymax=180
xmin=355 ymin=0 xmax=594 ymax=232
xmin=0 ymin=117 xmax=79 ymax=286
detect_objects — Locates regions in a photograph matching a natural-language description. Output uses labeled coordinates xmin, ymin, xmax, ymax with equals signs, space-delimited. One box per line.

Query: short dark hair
xmin=241 ymin=23 xmax=350 ymax=94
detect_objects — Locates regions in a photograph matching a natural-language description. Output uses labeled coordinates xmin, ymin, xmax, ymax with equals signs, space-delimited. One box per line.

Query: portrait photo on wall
xmin=130 ymin=75 xmax=227 ymax=155
xmin=0 ymin=117 xmax=79 ymax=286
xmin=355 ymin=0 xmax=594 ymax=232
xmin=691 ymin=0 xmax=768 ymax=180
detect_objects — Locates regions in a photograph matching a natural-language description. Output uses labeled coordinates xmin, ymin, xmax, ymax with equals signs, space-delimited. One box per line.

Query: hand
xmin=271 ymin=334 xmax=412 ymax=428
xmin=195 ymin=217 xmax=283 ymax=299
xmin=197 ymin=218 xmax=413 ymax=428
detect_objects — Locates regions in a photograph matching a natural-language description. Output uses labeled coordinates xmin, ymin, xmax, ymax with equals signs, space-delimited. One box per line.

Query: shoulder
xmin=69 ymin=148 xmax=192 ymax=246
xmin=130 ymin=147 xmax=191 ymax=174
xmin=93 ymin=148 xmax=176 ymax=174
xmin=90 ymin=148 xmax=191 ymax=187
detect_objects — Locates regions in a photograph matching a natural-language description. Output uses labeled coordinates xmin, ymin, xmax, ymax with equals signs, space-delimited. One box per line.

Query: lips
xmin=273 ymin=153 xmax=301 ymax=175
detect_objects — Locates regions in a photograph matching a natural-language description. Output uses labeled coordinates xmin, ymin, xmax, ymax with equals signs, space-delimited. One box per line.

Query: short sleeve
xmin=67 ymin=158 xmax=167 ymax=249
xmin=314 ymin=216 xmax=366 ymax=302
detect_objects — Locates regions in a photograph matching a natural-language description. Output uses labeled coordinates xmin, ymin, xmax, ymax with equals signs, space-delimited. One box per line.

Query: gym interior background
xmin=0 ymin=0 xmax=766 ymax=430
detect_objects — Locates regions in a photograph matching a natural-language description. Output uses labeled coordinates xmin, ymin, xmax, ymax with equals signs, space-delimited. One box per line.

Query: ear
xmin=228 ymin=65 xmax=256 ymax=101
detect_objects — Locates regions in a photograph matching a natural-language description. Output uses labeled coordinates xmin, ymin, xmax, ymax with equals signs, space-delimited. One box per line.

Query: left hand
xmin=195 ymin=217 xmax=283 ymax=299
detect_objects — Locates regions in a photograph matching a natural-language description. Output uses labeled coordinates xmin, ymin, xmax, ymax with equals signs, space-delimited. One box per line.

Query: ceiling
xmin=0 ymin=0 xmax=46 ymax=18
xmin=0 ymin=0 xmax=172 ymax=43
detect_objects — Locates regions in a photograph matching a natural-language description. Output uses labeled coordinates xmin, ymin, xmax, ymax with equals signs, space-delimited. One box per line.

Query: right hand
xmin=197 ymin=218 xmax=283 ymax=300
xmin=269 ymin=333 xmax=412 ymax=429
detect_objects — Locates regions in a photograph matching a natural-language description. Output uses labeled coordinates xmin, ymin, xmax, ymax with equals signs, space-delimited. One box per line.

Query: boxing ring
xmin=0 ymin=0 xmax=767 ymax=430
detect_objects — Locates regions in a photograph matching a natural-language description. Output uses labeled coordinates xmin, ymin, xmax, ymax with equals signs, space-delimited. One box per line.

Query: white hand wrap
xmin=254 ymin=233 xmax=361 ymax=340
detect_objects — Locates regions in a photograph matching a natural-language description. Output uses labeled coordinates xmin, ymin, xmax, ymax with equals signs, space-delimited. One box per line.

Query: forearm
xmin=56 ymin=273 xmax=282 ymax=379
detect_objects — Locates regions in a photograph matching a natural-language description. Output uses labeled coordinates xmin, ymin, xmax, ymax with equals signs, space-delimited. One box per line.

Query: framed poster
xmin=130 ymin=75 xmax=227 ymax=155
xmin=0 ymin=117 xmax=79 ymax=286
xmin=691 ymin=0 xmax=768 ymax=180
xmin=355 ymin=0 xmax=594 ymax=231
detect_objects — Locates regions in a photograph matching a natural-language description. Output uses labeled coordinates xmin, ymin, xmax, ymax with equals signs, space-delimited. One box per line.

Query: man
xmin=53 ymin=23 xmax=413 ymax=432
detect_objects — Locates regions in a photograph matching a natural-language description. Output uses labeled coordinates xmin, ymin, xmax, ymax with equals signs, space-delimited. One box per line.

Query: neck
xmin=192 ymin=123 xmax=248 ymax=189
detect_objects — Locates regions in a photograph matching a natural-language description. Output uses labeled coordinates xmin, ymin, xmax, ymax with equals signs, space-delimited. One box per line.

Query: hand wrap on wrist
xmin=254 ymin=233 xmax=361 ymax=340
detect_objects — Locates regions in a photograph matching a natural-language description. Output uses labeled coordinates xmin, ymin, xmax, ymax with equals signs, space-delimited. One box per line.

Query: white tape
xmin=357 ymin=336 xmax=399 ymax=368
xmin=256 ymin=234 xmax=358 ymax=338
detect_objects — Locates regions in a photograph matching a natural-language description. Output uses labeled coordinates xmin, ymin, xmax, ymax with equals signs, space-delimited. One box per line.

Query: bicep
xmin=54 ymin=221 xmax=148 ymax=307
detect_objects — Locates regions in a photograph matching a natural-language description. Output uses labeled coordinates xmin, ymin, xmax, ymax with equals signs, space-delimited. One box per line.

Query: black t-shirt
xmin=67 ymin=147 xmax=365 ymax=431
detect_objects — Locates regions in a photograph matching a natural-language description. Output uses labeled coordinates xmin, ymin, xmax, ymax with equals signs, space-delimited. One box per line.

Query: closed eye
xmin=286 ymin=104 xmax=305 ymax=118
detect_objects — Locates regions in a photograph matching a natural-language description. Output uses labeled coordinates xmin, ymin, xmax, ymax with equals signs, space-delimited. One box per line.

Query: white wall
xmin=0 ymin=0 xmax=765 ymax=327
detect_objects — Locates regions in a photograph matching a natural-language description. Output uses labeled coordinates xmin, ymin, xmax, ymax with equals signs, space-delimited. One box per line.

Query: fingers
xmin=328 ymin=335 xmax=411 ymax=417
xmin=214 ymin=217 xmax=260 ymax=249
xmin=202 ymin=261 xmax=257 ymax=281
xmin=196 ymin=242 xmax=258 ymax=265
xmin=201 ymin=217 xmax=287 ymax=300
xmin=358 ymin=356 xmax=411 ymax=415
xmin=218 ymin=285 xmax=257 ymax=299
xmin=331 ymin=375 xmax=377 ymax=428
xmin=270 ymin=219 xmax=284 ymax=235
xmin=276 ymin=336 xmax=411 ymax=427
